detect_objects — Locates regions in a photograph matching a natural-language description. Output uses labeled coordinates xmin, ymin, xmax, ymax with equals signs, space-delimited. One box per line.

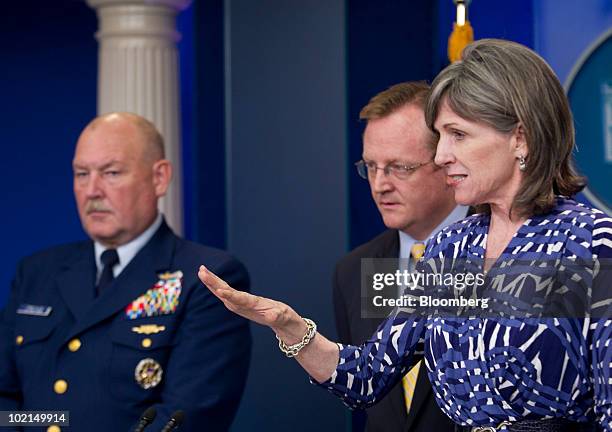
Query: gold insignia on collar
xmin=131 ymin=324 xmax=166 ymax=335
xmin=158 ymin=270 xmax=183 ymax=280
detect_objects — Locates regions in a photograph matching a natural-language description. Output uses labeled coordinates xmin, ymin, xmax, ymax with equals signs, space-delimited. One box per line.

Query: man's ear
xmin=152 ymin=159 xmax=173 ymax=197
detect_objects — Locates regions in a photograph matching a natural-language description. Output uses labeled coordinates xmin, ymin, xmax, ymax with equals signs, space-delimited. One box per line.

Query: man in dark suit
xmin=333 ymin=82 xmax=468 ymax=432
xmin=0 ymin=113 xmax=251 ymax=431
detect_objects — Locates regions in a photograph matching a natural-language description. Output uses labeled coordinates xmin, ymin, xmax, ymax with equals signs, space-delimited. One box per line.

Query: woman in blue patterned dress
xmin=199 ymin=39 xmax=612 ymax=431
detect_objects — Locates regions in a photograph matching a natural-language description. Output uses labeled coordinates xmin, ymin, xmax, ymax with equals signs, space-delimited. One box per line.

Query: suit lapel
xmin=392 ymin=225 xmax=429 ymax=429
xmin=56 ymin=242 xmax=97 ymax=322
xmin=386 ymin=380 xmax=409 ymax=430
xmin=64 ymin=221 xmax=176 ymax=342
xmin=404 ymin=361 xmax=433 ymax=430
xmin=375 ymin=229 xmax=400 ymax=259
xmin=363 ymin=230 xmax=401 ymax=338
xmin=372 ymin=231 xmax=410 ymax=428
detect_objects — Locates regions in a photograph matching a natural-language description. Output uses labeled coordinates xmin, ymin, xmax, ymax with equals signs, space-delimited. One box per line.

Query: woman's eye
xmin=452 ymin=130 xmax=466 ymax=140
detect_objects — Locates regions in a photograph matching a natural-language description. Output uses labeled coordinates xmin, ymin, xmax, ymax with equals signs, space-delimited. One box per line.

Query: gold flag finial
xmin=448 ymin=0 xmax=474 ymax=63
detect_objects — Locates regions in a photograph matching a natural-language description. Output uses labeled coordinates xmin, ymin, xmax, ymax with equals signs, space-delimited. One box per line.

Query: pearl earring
xmin=518 ymin=155 xmax=527 ymax=172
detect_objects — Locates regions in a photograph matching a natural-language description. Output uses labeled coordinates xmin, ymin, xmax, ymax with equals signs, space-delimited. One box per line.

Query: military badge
xmin=158 ymin=271 xmax=183 ymax=281
xmin=17 ymin=304 xmax=52 ymax=316
xmin=134 ymin=358 xmax=163 ymax=389
xmin=125 ymin=271 xmax=183 ymax=319
xmin=131 ymin=324 xmax=166 ymax=335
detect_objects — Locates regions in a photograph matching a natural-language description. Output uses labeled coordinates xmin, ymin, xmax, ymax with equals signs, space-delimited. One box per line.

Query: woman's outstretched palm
xmin=198 ymin=265 xmax=294 ymax=329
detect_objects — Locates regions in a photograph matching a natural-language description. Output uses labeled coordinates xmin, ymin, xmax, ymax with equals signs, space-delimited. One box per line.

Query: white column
xmin=87 ymin=0 xmax=191 ymax=235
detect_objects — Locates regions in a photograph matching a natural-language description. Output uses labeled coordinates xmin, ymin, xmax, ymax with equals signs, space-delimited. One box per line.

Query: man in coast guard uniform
xmin=0 ymin=113 xmax=251 ymax=431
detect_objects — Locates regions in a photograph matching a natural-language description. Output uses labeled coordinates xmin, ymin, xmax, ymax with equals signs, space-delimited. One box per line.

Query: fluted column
xmin=87 ymin=0 xmax=191 ymax=235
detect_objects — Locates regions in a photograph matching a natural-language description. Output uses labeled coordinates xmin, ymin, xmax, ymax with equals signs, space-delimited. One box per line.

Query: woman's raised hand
xmin=198 ymin=265 xmax=301 ymax=337
xmin=198 ymin=264 xmax=340 ymax=382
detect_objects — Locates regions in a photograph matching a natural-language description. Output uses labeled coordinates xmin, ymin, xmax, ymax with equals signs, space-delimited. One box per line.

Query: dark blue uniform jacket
xmin=0 ymin=221 xmax=251 ymax=431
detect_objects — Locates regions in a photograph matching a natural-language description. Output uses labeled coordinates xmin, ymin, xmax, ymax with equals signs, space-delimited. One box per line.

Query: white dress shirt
xmin=94 ymin=213 xmax=163 ymax=282
xmin=399 ymin=205 xmax=469 ymax=267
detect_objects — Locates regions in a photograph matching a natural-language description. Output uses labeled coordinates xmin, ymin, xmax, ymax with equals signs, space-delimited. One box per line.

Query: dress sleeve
xmin=590 ymin=214 xmax=612 ymax=431
xmin=313 ymin=311 xmax=426 ymax=410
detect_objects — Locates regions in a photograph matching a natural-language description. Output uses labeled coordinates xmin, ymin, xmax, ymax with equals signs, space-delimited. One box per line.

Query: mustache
xmin=85 ymin=200 xmax=111 ymax=213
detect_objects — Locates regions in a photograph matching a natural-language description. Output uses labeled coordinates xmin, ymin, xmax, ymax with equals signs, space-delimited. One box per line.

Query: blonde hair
xmin=360 ymin=81 xmax=436 ymax=151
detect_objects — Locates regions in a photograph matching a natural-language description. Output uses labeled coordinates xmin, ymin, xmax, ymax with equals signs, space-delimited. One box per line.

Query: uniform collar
xmin=94 ymin=213 xmax=163 ymax=278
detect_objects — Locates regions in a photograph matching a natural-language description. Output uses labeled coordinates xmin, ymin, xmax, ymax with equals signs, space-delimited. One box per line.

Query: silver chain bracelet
xmin=276 ymin=318 xmax=317 ymax=358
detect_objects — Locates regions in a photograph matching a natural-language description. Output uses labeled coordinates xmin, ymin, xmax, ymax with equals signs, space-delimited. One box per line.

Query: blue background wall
xmin=224 ymin=1 xmax=347 ymax=429
xmin=1 ymin=1 xmax=610 ymax=430
xmin=0 ymin=1 xmax=97 ymax=305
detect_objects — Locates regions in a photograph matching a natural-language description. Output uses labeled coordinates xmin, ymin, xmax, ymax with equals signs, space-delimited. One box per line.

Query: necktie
xmin=402 ymin=241 xmax=426 ymax=413
xmin=410 ymin=242 xmax=426 ymax=261
xmin=97 ymin=249 xmax=119 ymax=295
xmin=402 ymin=360 xmax=422 ymax=413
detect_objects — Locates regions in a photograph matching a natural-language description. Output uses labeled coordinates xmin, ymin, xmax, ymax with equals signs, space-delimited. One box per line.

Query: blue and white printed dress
xmin=317 ymin=197 xmax=612 ymax=430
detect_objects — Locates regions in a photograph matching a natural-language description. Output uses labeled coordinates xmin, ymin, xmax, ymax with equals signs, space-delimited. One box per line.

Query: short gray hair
xmin=425 ymin=38 xmax=585 ymax=217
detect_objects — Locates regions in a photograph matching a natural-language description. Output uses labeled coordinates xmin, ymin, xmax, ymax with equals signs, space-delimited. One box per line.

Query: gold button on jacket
xmin=54 ymin=379 xmax=68 ymax=394
xmin=68 ymin=338 xmax=81 ymax=352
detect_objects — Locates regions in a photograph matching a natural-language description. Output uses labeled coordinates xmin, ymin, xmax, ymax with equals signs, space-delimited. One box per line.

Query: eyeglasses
xmin=354 ymin=159 xmax=433 ymax=180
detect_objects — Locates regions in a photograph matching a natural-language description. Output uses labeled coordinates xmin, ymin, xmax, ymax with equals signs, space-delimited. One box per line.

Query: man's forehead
xmin=362 ymin=147 xmax=432 ymax=163
xmin=363 ymin=125 xmax=432 ymax=161
xmin=74 ymin=124 xmax=143 ymax=160
xmin=72 ymin=156 xmax=124 ymax=168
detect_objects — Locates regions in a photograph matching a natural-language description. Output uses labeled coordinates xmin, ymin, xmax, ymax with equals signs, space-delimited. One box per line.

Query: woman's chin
xmin=453 ymin=191 xmax=479 ymax=207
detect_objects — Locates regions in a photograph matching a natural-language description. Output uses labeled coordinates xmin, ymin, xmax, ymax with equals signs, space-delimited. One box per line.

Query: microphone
xmin=133 ymin=406 xmax=157 ymax=432
xmin=160 ymin=410 xmax=184 ymax=432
